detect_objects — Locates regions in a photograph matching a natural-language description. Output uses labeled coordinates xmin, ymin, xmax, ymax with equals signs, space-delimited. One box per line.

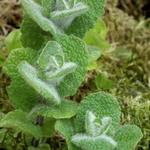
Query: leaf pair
xmin=18 ymin=41 xmax=77 ymax=105
xmin=4 ymin=35 xmax=88 ymax=111
xmin=21 ymin=0 xmax=88 ymax=34
xmin=51 ymin=0 xmax=89 ymax=30
xmin=21 ymin=0 xmax=105 ymax=49
xmin=0 ymin=100 xmax=78 ymax=138
xmin=72 ymin=111 xmax=117 ymax=150
xmin=55 ymin=92 xmax=143 ymax=150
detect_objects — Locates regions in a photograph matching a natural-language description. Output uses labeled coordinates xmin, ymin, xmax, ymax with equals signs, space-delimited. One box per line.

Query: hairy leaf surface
xmin=67 ymin=0 xmax=105 ymax=37
xmin=30 ymin=100 xmax=78 ymax=119
xmin=75 ymin=92 xmax=121 ymax=132
xmin=21 ymin=0 xmax=60 ymax=34
xmin=114 ymin=125 xmax=143 ymax=150
xmin=55 ymin=34 xmax=88 ymax=97
xmin=37 ymin=41 xmax=64 ymax=70
xmin=72 ymin=134 xmax=116 ymax=150
xmin=21 ymin=16 xmax=50 ymax=50
xmin=18 ymin=61 xmax=61 ymax=105
xmin=4 ymin=48 xmax=38 ymax=111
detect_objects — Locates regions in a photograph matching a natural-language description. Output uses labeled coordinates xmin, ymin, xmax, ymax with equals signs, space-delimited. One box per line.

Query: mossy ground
xmin=0 ymin=0 xmax=150 ymax=150
xmin=103 ymin=1 xmax=150 ymax=149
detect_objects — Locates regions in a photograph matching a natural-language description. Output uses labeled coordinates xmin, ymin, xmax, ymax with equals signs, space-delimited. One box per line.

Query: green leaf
xmin=51 ymin=2 xmax=89 ymax=30
xmin=74 ymin=92 xmax=121 ymax=132
xmin=4 ymin=48 xmax=37 ymax=79
xmin=7 ymin=80 xmax=38 ymax=112
xmin=55 ymin=120 xmax=79 ymax=150
xmin=67 ymin=0 xmax=105 ymax=38
xmin=37 ymin=41 xmax=64 ymax=70
xmin=18 ymin=61 xmax=61 ymax=105
xmin=21 ymin=0 xmax=61 ymax=35
xmin=55 ymin=34 xmax=88 ymax=97
xmin=21 ymin=16 xmax=50 ymax=50
xmin=72 ymin=134 xmax=116 ymax=150
xmin=4 ymin=48 xmax=38 ymax=111
xmin=51 ymin=3 xmax=88 ymax=20
xmin=21 ymin=0 xmax=105 ymax=39
xmin=30 ymin=100 xmax=78 ymax=119
xmin=5 ymin=29 xmax=22 ymax=51
xmin=72 ymin=111 xmax=117 ymax=150
xmin=84 ymin=19 xmax=110 ymax=50
xmin=87 ymin=46 xmax=101 ymax=70
xmin=114 ymin=125 xmax=143 ymax=150
xmin=37 ymin=41 xmax=77 ymax=83
xmin=0 ymin=110 xmax=42 ymax=137
xmin=42 ymin=0 xmax=55 ymax=17
xmin=41 ymin=118 xmax=55 ymax=137
xmin=95 ymin=74 xmax=115 ymax=90
xmin=45 ymin=62 xmax=77 ymax=81
xmin=85 ymin=111 xmax=112 ymax=136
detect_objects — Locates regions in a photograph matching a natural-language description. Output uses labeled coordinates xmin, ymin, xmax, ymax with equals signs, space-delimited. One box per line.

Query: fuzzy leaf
xmin=55 ymin=120 xmax=79 ymax=150
xmin=75 ymin=92 xmax=121 ymax=132
xmin=3 ymin=48 xmax=39 ymax=111
xmin=42 ymin=0 xmax=55 ymax=17
xmin=51 ymin=3 xmax=88 ymax=20
xmin=7 ymin=80 xmax=38 ymax=112
xmin=37 ymin=41 xmax=64 ymax=70
xmin=21 ymin=0 xmax=60 ymax=35
xmin=29 ymin=100 xmax=78 ymax=119
xmin=4 ymin=48 xmax=37 ymax=80
xmin=55 ymin=34 xmax=88 ymax=97
xmin=67 ymin=0 xmax=105 ymax=38
xmin=0 ymin=110 xmax=42 ymax=137
xmin=85 ymin=111 xmax=112 ymax=136
xmin=51 ymin=2 xmax=89 ymax=30
xmin=72 ymin=134 xmax=116 ymax=150
xmin=85 ymin=111 xmax=97 ymax=136
xmin=114 ymin=125 xmax=143 ymax=150
xmin=21 ymin=16 xmax=50 ymax=50
xmin=72 ymin=111 xmax=117 ymax=150
xmin=45 ymin=62 xmax=77 ymax=81
xmin=18 ymin=61 xmax=61 ymax=105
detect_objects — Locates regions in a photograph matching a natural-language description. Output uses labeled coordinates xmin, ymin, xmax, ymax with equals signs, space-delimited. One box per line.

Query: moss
xmin=95 ymin=1 xmax=150 ymax=149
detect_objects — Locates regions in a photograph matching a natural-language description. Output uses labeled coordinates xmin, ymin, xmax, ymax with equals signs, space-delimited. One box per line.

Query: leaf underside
xmin=72 ymin=134 xmax=115 ymax=150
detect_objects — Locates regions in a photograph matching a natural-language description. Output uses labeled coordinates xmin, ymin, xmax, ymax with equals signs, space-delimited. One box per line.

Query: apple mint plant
xmin=0 ymin=0 xmax=143 ymax=149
